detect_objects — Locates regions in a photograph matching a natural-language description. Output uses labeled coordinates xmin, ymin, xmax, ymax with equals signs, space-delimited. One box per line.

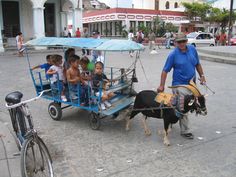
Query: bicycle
xmin=5 ymin=90 xmax=54 ymax=177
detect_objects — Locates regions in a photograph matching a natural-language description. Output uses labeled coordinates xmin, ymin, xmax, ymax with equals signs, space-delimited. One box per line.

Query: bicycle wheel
xmin=21 ymin=136 xmax=54 ymax=177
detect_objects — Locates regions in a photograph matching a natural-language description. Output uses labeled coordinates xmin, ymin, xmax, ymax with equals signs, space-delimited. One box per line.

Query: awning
xmin=25 ymin=37 xmax=144 ymax=51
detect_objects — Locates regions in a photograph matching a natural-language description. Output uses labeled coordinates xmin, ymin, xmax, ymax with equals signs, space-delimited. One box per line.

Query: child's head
xmin=95 ymin=62 xmax=104 ymax=75
xmin=46 ymin=55 xmax=52 ymax=64
xmin=65 ymin=48 xmax=75 ymax=61
xmin=68 ymin=55 xmax=80 ymax=68
xmin=51 ymin=55 xmax=63 ymax=66
xmin=80 ymin=56 xmax=90 ymax=70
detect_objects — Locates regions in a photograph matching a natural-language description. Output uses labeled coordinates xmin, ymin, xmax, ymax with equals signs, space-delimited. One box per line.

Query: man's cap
xmin=175 ymin=33 xmax=188 ymax=42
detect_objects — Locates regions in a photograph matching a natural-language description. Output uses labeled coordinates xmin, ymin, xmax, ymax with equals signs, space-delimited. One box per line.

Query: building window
xmin=165 ymin=1 xmax=170 ymax=9
xmin=155 ymin=0 xmax=159 ymax=10
xmin=130 ymin=21 xmax=136 ymax=32
xmin=146 ymin=22 xmax=151 ymax=29
xmin=174 ymin=2 xmax=178 ymax=8
xmin=110 ymin=22 xmax=112 ymax=36
xmin=138 ymin=21 xmax=144 ymax=29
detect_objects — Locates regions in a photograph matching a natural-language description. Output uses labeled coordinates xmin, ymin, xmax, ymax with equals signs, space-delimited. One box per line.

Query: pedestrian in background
xmin=16 ymin=32 xmax=25 ymax=57
xmin=163 ymin=31 xmax=171 ymax=49
xmin=63 ymin=27 xmax=69 ymax=37
xmin=75 ymin=27 xmax=81 ymax=38
xmin=82 ymin=28 xmax=90 ymax=56
xmin=136 ymin=30 xmax=144 ymax=44
xmin=128 ymin=29 xmax=134 ymax=57
xmin=148 ymin=30 xmax=156 ymax=51
xmin=220 ymin=31 xmax=227 ymax=46
xmin=215 ymin=33 xmax=220 ymax=46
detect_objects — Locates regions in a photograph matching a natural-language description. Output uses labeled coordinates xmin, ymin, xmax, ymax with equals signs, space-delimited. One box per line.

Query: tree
xmin=206 ymin=8 xmax=236 ymax=30
xmin=115 ymin=23 xmax=128 ymax=37
xmin=152 ymin=16 xmax=178 ymax=36
xmin=182 ymin=2 xmax=211 ymax=21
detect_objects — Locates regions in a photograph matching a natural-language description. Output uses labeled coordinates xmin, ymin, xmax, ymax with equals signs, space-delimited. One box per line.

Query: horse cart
xmin=25 ymin=37 xmax=144 ymax=130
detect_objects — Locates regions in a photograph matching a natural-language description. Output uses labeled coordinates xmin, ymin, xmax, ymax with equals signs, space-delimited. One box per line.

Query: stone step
xmin=197 ymin=47 xmax=236 ymax=58
xmin=198 ymin=52 xmax=236 ymax=65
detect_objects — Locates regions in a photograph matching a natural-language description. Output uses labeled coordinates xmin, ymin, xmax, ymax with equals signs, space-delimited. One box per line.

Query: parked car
xmin=187 ymin=32 xmax=215 ymax=47
xmin=230 ymin=36 xmax=236 ymax=46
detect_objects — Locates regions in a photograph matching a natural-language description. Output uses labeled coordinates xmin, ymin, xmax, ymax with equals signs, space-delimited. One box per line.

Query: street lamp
xmin=228 ymin=0 xmax=234 ymax=45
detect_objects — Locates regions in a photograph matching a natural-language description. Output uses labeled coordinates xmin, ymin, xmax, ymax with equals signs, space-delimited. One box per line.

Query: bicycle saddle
xmin=5 ymin=91 xmax=23 ymax=104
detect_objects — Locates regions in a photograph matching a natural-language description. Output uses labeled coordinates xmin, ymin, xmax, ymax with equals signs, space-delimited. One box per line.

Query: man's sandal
xmin=181 ymin=133 xmax=194 ymax=139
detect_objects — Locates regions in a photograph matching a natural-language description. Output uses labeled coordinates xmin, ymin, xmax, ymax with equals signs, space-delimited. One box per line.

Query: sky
xmin=212 ymin=0 xmax=236 ymax=9
xmin=98 ymin=0 xmax=132 ymax=8
xmin=98 ymin=0 xmax=235 ymax=9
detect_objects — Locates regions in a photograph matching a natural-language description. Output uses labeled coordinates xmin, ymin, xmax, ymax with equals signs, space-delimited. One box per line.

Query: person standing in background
xmin=220 ymin=31 xmax=227 ymax=46
xmin=128 ymin=29 xmax=134 ymax=57
xmin=16 ymin=32 xmax=25 ymax=57
xmin=63 ymin=27 xmax=69 ymax=37
xmin=82 ymin=28 xmax=90 ymax=56
xmin=75 ymin=27 xmax=81 ymax=38
xmin=148 ymin=30 xmax=156 ymax=51
xmin=163 ymin=31 xmax=171 ymax=49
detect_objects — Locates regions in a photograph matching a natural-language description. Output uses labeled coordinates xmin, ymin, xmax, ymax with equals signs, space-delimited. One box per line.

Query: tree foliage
xmin=182 ymin=2 xmax=236 ymax=30
xmin=152 ymin=16 xmax=178 ymax=37
xmin=182 ymin=2 xmax=211 ymax=21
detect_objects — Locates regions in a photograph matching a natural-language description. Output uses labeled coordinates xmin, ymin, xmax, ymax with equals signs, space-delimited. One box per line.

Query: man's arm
xmin=196 ymin=64 xmax=206 ymax=84
xmin=157 ymin=71 xmax=168 ymax=92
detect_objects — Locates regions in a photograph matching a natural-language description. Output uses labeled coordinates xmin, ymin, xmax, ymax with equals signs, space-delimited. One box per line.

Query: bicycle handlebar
xmin=5 ymin=89 xmax=51 ymax=109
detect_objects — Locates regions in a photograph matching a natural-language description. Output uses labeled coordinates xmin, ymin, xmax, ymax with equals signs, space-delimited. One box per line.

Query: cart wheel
xmin=48 ymin=102 xmax=62 ymax=121
xmin=89 ymin=113 xmax=101 ymax=130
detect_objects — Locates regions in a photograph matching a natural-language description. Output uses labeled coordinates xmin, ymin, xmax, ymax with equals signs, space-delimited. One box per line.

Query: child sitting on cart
xmin=47 ymin=55 xmax=67 ymax=102
xmin=66 ymin=55 xmax=89 ymax=105
xmin=92 ymin=62 xmax=115 ymax=110
xmin=31 ymin=55 xmax=52 ymax=80
xmin=80 ymin=56 xmax=92 ymax=84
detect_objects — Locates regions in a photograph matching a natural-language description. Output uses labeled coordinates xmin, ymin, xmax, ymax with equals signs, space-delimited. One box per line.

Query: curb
xmin=0 ymin=121 xmax=21 ymax=177
xmin=198 ymin=53 xmax=236 ymax=65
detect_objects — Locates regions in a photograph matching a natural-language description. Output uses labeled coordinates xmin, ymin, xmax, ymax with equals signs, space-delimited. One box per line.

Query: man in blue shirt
xmin=157 ymin=33 xmax=206 ymax=139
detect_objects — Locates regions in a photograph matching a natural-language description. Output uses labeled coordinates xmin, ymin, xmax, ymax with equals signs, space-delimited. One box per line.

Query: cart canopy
xmin=25 ymin=37 xmax=144 ymax=51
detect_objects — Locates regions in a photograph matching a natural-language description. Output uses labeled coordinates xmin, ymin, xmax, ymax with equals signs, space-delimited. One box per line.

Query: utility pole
xmin=228 ymin=0 xmax=234 ymax=45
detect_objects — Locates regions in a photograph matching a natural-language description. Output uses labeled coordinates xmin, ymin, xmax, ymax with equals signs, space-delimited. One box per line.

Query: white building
xmin=99 ymin=0 xmax=204 ymax=11
xmin=0 ymin=0 xmax=83 ymax=52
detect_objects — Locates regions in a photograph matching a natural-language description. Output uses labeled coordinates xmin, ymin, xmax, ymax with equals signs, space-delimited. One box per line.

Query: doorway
xmin=44 ymin=3 xmax=56 ymax=37
xmin=1 ymin=1 xmax=20 ymax=37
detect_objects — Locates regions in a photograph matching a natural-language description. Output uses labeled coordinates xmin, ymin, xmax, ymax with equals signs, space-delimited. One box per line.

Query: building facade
xmin=83 ymin=8 xmax=191 ymax=37
xmin=98 ymin=0 xmax=204 ymax=10
xmin=0 ymin=0 xmax=83 ymax=51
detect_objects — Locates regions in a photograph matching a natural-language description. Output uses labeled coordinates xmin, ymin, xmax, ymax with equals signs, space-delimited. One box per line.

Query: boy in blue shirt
xmin=31 ymin=55 xmax=52 ymax=80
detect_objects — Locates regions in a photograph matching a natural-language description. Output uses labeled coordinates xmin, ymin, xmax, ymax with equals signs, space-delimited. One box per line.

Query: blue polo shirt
xmin=163 ymin=45 xmax=200 ymax=86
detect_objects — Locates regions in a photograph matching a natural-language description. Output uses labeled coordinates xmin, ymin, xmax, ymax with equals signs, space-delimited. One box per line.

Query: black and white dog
xmin=126 ymin=90 xmax=207 ymax=146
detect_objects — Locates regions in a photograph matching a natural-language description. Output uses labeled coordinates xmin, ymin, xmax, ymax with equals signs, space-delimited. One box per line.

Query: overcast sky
xmin=213 ymin=0 xmax=236 ymax=9
xmin=98 ymin=0 xmax=132 ymax=8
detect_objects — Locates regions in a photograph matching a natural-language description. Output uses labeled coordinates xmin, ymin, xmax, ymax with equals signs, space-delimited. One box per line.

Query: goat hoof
xmin=125 ymin=126 xmax=130 ymax=131
xmin=164 ymin=140 xmax=170 ymax=146
xmin=164 ymin=142 xmax=170 ymax=146
xmin=145 ymin=130 xmax=151 ymax=136
xmin=158 ymin=130 xmax=163 ymax=135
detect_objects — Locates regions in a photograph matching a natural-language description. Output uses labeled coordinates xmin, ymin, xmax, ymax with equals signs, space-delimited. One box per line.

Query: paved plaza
xmin=0 ymin=48 xmax=236 ymax=177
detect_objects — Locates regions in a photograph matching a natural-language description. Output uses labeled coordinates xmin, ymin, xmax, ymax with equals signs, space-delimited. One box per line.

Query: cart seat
xmin=101 ymin=95 xmax=134 ymax=116
xmin=5 ymin=91 xmax=23 ymax=104
xmin=109 ymin=82 xmax=131 ymax=93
